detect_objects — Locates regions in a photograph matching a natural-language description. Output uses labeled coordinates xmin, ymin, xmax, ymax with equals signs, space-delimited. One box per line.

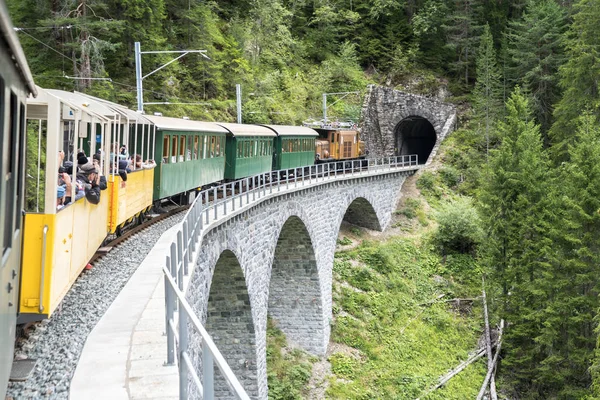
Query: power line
xmin=15 ymin=28 xmax=80 ymax=67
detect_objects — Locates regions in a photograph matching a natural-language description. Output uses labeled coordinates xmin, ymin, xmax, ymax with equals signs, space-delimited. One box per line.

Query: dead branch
xmin=476 ymin=320 xmax=505 ymax=400
xmin=482 ymin=276 xmax=497 ymax=400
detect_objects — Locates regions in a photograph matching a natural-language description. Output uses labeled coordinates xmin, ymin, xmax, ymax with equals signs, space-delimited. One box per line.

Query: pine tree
xmin=473 ymin=23 xmax=502 ymax=157
xmin=549 ymin=0 xmax=600 ymax=161
xmin=551 ymin=112 xmax=600 ymax=397
xmin=506 ymin=0 xmax=567 ymax=140
xmin=443 ymin=0 xmax=484 ymax=86
xmin=479 ymin=87 xmax=555 ymax=393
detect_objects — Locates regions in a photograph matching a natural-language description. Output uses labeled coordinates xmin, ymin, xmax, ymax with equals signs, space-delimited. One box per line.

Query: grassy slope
xmin=267 ymin=140 xmax=488 ymax=399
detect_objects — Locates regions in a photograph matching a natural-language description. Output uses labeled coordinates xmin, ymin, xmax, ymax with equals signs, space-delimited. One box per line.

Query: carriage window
xmin=187 ymin=136 xmax=193 ymax=161
xmin=193 ymin=136 xmax=199 ymax=160
xmin=162 ymin=136 xmax=170 ymax=163
xmin=215 ymin=136 xmax=221 ymax=157
xmin=179 ymin=136 xmax=185 ymax=162
xmin=237 ymin=141 xmax=241 ymax=158
xmin=254 ymin=140 xmax=258 ymax=156
xmin=171 ymin=136 xmax=177 ymax=163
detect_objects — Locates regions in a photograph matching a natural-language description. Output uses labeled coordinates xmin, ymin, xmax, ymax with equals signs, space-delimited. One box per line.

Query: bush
xmin=439 ymin=166 xmax=461 ymax=188
xmin=433 ymin=196 xmax=482 ymax=254
xmin=397 ymin=198 xmax=421 ymax=219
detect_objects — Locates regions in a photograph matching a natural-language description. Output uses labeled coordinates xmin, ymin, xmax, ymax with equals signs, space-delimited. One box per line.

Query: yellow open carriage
xmin=19 ymin=88 xmax=155 ymax=321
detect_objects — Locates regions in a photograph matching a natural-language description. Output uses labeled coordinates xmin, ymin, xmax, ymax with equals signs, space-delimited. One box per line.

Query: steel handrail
xmin=163 ymin=265 xmax=251 ymax=400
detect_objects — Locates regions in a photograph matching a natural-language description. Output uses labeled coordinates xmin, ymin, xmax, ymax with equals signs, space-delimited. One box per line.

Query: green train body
xmin=148 ymin=119 xmax=319 ymax=201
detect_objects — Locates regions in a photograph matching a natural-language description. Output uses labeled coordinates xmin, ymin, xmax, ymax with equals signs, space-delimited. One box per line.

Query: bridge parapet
xmin=163 ymin=155 xmax=419 ymax=399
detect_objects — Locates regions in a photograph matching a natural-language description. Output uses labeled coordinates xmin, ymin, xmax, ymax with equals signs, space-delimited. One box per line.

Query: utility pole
xmin=322 ymin=91 xmax=361 ymax=124
xmin=134 ymin=42 xmax=210 ymax=113
xmin=236 ymin=84 xmax=242 ymax=123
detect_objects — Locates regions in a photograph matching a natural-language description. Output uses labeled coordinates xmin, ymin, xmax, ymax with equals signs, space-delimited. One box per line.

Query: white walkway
xmin=70 ymin=224 xmax=181 ymax=400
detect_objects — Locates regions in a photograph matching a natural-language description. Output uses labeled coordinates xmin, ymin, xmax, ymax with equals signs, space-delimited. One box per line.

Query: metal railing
xmin=162 ymin=154 xmax=418 ymax=399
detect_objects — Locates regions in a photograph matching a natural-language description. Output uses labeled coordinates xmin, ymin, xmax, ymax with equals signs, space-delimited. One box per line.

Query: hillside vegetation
xmin=9 ymin=0 xmax=600 ymax=396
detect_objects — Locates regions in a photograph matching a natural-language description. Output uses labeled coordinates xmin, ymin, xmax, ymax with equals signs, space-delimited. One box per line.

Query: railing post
xmin=172 ymin=240 xmax=183 ymax=292
xmin=213 ymin=187 xmax=217 ymax=220
xmin=246 ymin=177 xmax=250 ymax=201
xmin=203 ymin=340 xmax=215 ymax=400
xmin=179 ymin=305 xmax=189 ymax=399
xmin=231 ymin=182 xmax=235 ymax=211
xmin=204 ymin=191 xmax=209 ymax=225
xmin=223 ymin=185 xmax=227 ymax=214
xmin=164 ymin=258 xmax=175 ymax=366
xmin=182 ymin=222 xmax=190 ymax=274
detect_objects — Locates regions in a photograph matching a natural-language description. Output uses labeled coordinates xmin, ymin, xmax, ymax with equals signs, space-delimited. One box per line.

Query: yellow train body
xmin=108 ymin=169 xmax=154 ymax=233
xmin=19 ymin=195 xmax=109 ymax=319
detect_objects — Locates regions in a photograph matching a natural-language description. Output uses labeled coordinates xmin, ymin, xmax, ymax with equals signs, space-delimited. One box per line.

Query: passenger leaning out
xmin=77 ymin=162 xmax=102 ymax=205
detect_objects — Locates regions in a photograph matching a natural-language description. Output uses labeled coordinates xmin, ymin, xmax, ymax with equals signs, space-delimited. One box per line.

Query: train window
xmin=171 ymin=136 xmax=177 ymax=163
xmin=221 ymin=137 xmax=225 ymax=157
xmin=193 ymin=136 xmax=199 ymax=160
xmin=254 ymin=140 xmax=258 ymax=157
xmin=179 ymin=136 xmax=185 ymax=162
xmin=162 ymin=136 xmax=170 ymax=164
xmin=216 ymin=136 xmax=222 ymax=157
xmin=187 ymin=136 xmax=193 ymax=161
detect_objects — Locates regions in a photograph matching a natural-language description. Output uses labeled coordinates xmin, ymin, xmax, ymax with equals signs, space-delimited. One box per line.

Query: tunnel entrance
xmin=394 ymin=116 xmax=436 ymax=165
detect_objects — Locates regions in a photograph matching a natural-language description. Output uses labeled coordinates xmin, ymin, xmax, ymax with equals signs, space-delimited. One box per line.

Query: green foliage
xmin=549 ymin=0 xmax=600 ymax=161
xmin=266 ymin=318 xmax=314 ymax=400
xmin=506 ymin=0 xmax=567 ymax=137
xmin=337 ymin=237 xmax=353 ymax=246
xmin=433 ymin=196 xmax=483 ymax=254
xmin=397 ymin=198 xmax=421 ymax=219
xmin=329 ymin=238 xmax=486 ymax=399
xmin=473 ymin=24 xmax=502 ymax=155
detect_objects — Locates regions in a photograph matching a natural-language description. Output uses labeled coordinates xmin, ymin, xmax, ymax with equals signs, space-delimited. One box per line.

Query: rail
xmin=163 ymin=154 xmax=418 ymax=399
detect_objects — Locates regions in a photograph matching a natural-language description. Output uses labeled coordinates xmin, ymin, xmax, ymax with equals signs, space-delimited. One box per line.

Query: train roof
xmin=145 ymin=115 xmax=228 ymax=134
xmin=0 ymin=0 xmax=36 ymax=96
xmin=260 ymin=125 xmax=319 ymax=137
xmin=76 ymin=92 xmax=152 ymax=124
xmin=216 ymin=123 xmax=276 ymax=137
xmin=44 ymin=89 xmax=119 ymax=119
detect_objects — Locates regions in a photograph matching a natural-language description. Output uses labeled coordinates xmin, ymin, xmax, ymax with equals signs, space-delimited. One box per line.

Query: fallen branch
xmin=417 ymin=293 xmax=446 ymax=306
xmin=482 ymin=277 xmax=497 ymax=400
xmin=476 ymin=320 xmax=505 ymax=400
xmin=415 ymin=341 xmax=497 ymax=400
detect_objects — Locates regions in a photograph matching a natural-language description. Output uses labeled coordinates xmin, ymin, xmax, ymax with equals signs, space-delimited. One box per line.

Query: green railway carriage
xmin=218 ymin=123 xmax=276 ymax=180
xmin=263 ymin=125 xmax=318 ymax=170
xmin=147 ymin=115 xmax=228 ymax=199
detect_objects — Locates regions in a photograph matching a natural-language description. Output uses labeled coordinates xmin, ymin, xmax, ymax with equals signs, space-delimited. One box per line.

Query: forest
xmin=7 ymin=0 xmax=600 ymax=397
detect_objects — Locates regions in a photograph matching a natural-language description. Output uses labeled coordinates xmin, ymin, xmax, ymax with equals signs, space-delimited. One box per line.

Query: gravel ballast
xmin=6 ymin=214 xmax=183 ymax=400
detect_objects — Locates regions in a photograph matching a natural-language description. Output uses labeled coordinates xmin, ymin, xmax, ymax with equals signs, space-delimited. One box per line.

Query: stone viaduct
xmin=176 ymin=86 xmax=457 ymax=399
xmin=361 ymin=85 xmax=457 ymax=164
xmin=182 ymin=167 xmax=413 ymax=398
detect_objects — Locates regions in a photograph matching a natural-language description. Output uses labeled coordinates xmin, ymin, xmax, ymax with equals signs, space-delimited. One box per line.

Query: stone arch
xmin=206 ymin=250 xmax=258 ymax=398
xmin=267 ymin=216 xmax=325 ymax=355
xmin=342 ymin=196 xmax=384 ymax=231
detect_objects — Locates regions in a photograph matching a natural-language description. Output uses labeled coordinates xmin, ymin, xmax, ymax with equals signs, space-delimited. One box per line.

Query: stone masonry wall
xmin=186 ymin=171 xmax=412 ymax=399
xmin=361 ymin=85 xmax=457 ymax=164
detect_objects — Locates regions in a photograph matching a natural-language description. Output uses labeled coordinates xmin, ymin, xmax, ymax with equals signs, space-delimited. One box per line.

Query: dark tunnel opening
xmin=394 ymin=116 xmax=436 ymax=165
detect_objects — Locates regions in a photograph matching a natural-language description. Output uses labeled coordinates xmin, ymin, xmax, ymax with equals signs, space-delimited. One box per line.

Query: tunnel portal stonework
xmin=185 ymin=170 xmax=414 ymax=399
xmin=361 ymin=85 xmax=457 ymax=164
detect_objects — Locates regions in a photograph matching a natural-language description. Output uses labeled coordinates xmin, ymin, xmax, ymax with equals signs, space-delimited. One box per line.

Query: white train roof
xmin=145 ymin=115 xmax=228 ymax=134
xmin=260 ymin=125 xmax=319 ymax=137
xmin=216 ymin=122 xmax=276 ymax=137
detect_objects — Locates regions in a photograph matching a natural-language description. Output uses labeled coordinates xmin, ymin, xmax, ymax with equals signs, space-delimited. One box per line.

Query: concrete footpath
xmin=70 ymin=224 xmax=181 ymax=400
